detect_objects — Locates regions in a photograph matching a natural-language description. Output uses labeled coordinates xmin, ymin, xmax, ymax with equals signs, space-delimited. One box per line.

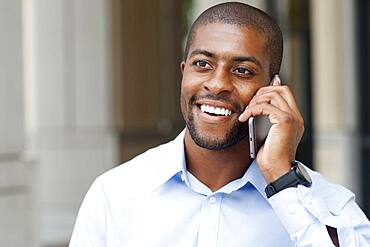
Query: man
xmin=70 ymin=2 xmax=370 ymax=246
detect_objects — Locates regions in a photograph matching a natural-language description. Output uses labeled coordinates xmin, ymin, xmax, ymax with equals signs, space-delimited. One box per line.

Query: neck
xmin=184 ymin=129 xmax=252 ymax=192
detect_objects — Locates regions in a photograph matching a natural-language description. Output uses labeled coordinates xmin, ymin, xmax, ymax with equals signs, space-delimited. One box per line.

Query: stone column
xmin=0 ymin=0 xmax=32 ymax=246
xmin=23 ymin=0 xmax=119 ymax=245
xmin=310 ymin=0 xmax=360 ymax=197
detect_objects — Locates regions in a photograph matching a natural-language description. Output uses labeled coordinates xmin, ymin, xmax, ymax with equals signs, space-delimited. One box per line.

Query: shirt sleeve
xmin=69 ymin=177 xmax=107 ymax=247
xmin=268 ymin=181 xmax=370 ymax=246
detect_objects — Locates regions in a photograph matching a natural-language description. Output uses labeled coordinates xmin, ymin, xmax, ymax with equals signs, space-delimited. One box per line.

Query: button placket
xmin=197 ymin=194 xmax=222 ymax=247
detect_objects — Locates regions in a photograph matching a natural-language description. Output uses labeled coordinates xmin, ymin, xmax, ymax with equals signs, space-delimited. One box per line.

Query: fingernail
xmin=272 ymin=75 xmax=281 ymax=86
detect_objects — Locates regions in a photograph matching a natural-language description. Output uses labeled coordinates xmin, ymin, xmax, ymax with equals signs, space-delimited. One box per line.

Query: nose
xmin=203 ymin=67 xmax=233 ymax=95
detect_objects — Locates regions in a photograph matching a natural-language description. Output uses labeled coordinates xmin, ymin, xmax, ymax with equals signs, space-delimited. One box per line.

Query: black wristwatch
xmin=265 ymin=161 xmax=312 ymax=198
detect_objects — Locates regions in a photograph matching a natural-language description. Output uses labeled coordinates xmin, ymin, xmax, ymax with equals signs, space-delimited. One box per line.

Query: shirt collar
xmin=243 ymin=160 xmax=268 ymax=199
xmin=151 ymin=129 xmax=185 ymax=191
xmin=152 ymin=128 xmax=268 ymax=199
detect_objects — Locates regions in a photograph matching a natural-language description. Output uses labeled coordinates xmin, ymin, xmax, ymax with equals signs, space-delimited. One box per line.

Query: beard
xmin=181 ymin=93 xmax=249 ymax=150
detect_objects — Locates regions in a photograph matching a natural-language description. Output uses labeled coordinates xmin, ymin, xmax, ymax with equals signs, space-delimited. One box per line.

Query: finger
xmin=256 ymin=86 xmax=295 ymax=107
xmin=255 ymin=85 xmax=301 ymax=115
xmin=239 ymin=102 xmax=288 ymax=123
xmin=248 ymin=91 xmax=291 ymax=113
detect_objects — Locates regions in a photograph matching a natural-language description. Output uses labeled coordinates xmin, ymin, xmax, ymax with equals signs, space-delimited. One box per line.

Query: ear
xmin=180 ymin=61 xmax=186 ymax=74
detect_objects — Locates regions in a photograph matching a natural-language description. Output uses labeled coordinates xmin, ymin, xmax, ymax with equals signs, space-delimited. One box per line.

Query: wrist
xmin=260 ymin=161 xmax=291 ymax=183
xmin=265 ymin=161 xmax=312 ymax=198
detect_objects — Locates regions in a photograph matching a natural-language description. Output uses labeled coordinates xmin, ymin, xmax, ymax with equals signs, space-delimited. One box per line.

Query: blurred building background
xmin=0 ymin=0 xmax=368 ymax=246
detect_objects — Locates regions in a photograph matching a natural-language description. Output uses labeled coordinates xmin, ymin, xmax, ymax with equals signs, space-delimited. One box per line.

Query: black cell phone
xmin=248 ymin=115 xmax=271 ymax=158
xmin=248 ymin=75 xmax=281 ymax=158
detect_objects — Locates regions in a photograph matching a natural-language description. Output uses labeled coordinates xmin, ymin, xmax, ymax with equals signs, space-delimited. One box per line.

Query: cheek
xmin=180 ymin=80 xmax=195 ymax=110
xmin=181 ymin=65 xmax=208 ymax=88
xmin=181 ymin=75 xmax=202 ymax=96
xmin=180 ymin=91 xmax=190 ymax=120
xmin=235 ymin=83 xmax=261 ymax=106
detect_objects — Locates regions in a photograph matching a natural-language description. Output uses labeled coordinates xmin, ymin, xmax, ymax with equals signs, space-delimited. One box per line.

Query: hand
xmin=238 ymin=79 xmax=305 ymax=183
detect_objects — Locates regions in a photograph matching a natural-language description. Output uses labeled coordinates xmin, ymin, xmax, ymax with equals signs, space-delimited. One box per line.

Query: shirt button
xmin=180 ymin=173 xmax=185 ymax=181
xmin=209 ymin=196 xmax=217 ymax=204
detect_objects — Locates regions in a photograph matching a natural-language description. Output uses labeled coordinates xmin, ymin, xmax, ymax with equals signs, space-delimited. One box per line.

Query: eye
xmin=233 ymin=67 xmax=251 ymax=75
xmin=193 ymin=60 xmax=211 ymax=69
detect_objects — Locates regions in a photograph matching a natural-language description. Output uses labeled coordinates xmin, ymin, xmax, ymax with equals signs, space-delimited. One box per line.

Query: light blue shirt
xmin=70 ymin=130 xmax=370 ymax=246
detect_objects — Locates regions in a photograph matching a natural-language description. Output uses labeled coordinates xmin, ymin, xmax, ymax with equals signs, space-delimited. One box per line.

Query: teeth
xmin=200 ymin=104 xmax=232 ymax=116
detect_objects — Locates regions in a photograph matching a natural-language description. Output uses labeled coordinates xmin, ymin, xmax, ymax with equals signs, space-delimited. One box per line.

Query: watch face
xmin=296 ymin=163 xmax=312 ymax=185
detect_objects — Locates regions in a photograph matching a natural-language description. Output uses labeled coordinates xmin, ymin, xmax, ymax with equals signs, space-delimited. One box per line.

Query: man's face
xmin=180 ymin=22 xmax=271 ymax=150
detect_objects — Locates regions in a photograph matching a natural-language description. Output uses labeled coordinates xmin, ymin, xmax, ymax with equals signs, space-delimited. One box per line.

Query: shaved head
xmin=184 ymin=2 xmax=283 ymax=77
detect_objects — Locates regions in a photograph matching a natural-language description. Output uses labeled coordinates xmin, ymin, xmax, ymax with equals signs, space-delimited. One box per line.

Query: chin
xmin=187 ymin=121 xmax=248 ymax=151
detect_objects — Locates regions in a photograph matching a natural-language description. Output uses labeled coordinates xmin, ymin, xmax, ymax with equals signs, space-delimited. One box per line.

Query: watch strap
xmin=265 ymin=161 xmax=310 ymax=198
xmin=265 ymin=170 xmax=299 ymax=198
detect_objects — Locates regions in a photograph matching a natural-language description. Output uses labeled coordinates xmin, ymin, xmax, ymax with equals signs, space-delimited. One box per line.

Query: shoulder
xmin=99 ymin=139 xmax=174 ymax=191
xmin=91 ymin=135 xmax=183 ymax=204
xmin=84 ymin=130 xmax=185 ymax=211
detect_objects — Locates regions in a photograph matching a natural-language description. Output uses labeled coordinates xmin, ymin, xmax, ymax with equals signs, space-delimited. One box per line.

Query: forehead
xmin=189 ymin=23 xmax=267 ymax=61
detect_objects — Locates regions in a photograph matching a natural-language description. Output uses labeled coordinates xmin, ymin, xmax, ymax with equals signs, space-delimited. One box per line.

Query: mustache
xmin=189 ymin=93 xmax=243 ymax=113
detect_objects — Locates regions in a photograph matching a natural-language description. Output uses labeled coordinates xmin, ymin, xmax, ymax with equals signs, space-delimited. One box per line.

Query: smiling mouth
xmin=199 ymin=104 xmax=233 ymax=117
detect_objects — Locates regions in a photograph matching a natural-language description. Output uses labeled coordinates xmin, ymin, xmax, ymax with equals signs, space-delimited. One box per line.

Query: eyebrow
xmin=189 ymin=49 xmax=215 ymax=58
xmin=233 ymin=56 xmax=262 ymax=69
xmin=189 ymin=49 xmax=262 ymax=69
